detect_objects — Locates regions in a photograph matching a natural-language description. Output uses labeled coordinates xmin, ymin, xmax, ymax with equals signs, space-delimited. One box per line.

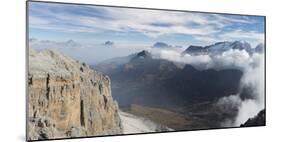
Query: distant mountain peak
xmin=137 ymin=50 xmax=152 ymax=58
xmin=66 ymin=39 xmax=75 ymax=43
xmin=255 ymin=43 xmax=264 ymax=53
xmin=238 ymin=40 xmax=249 ymax=44
xmin=182 ymin=45 xmax=206 ymax=55
xmin=187 ymin=45 xmax=204 ymax=50
xmin=152 ymin=42 xmax=170 ymax=48
xmin=103 ymin=41 xmax=114 ymax=46
xmin=65 ymin=39 xmax=79 ymax=47
xmin=131 ymin=50 xmax=152 ymax=61
xmin=231 ymin=40 xmax=251 ymax=50
xmin=182 ymin=40 xmax=255 ymax=55
xmin=152 ymin=42 xmax=182 ymax=48
xmin=214 ymin=41 xmax=230 ymax=45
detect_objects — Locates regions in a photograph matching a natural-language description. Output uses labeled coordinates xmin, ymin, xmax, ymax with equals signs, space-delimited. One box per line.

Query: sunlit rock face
xmin=28 ymin=49 xmax=122 ymax=140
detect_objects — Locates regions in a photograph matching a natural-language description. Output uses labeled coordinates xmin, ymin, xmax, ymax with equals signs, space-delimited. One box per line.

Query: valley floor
xmin=120 ymin=111 xmax=173 ymax=134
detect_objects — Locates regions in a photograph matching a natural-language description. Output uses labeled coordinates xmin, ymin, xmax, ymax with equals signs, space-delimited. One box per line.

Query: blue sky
xmin=28 ymin=1 xmax=265 ymax=47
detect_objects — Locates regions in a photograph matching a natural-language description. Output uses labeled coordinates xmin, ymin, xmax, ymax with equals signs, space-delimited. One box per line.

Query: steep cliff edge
xmin=28 ymin=49 xmax=122 ymax=140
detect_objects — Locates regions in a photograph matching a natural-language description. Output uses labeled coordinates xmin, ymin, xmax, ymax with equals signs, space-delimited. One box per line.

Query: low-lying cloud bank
xmin=150 ymin=48 xmax=265 ymax=126
xmin=29 ymin=39 xmax=144 ymax=64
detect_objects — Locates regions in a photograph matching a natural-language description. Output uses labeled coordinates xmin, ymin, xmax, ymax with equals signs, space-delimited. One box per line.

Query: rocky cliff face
xmin=240 ymin=109 xmax=265 ymax=127
xmin=28 ymin=49 xmax=122 ymax=140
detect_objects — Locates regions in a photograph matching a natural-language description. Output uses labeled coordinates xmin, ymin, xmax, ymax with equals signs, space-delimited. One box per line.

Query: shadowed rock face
xmin=240 ymin=109 xmax=265 ymax=127
xmin=28 ymin=49 xmax=122 ymax=140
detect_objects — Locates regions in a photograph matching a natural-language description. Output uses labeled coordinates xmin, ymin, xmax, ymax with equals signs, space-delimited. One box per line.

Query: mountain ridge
xmin=95 ymin=50 xmax=243 ymax=107
xmin=182 ymin=41 xmax=264 ymax=55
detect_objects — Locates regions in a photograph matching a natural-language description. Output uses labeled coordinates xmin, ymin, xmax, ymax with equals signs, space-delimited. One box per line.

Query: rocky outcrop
xmin=28 ymin=49 xmax=122 ymax=140
xmin=240 ymin=109 xmax=265 ymax=127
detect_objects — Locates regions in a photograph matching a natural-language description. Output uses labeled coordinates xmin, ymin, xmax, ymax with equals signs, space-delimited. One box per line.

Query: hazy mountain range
xmin=182 ymin=40 xmax=264 ymax=55
xmin=91 ymin=40 xmax=264 ymax=129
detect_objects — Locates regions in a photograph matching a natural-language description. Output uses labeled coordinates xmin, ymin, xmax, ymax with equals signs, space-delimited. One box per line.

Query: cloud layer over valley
xmin=151 ymin=48 xmax=265 ymax=126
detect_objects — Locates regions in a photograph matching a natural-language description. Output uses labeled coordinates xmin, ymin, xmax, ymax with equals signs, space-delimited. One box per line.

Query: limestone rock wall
xmin=28 ymin=49 xmax=122 ymax=140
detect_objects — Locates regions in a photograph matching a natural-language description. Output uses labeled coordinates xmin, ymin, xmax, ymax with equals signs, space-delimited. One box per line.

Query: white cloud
xmin=151 ymin=48 xmax=258 ymax=70
xmin=193 ymin=35 xmax=218 ymax=44
xmin=29 ymin=16 xmax=50 ymax=25
xmin=220 ymin=30 xmax=264 ymax=41
xmin=76 ymin=8 xmax=220 ymax=37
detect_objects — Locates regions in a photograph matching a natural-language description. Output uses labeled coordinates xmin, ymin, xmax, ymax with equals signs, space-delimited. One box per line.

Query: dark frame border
xmin=26 ymin=0 xmax=266 ymax=141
